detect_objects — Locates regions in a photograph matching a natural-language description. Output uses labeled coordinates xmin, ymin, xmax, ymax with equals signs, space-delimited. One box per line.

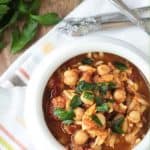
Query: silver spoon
xmin=108 ymin=0 xmax=150 ymax=34
xmin=58 ymin=6 xmax=150 ymax=36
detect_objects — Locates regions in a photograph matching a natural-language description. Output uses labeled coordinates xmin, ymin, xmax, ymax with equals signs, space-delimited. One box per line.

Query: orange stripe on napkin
xmin=19 ymin=68 xmax=30 ymax=80
xmin=0 ymin=124 xmax=26 ymax=150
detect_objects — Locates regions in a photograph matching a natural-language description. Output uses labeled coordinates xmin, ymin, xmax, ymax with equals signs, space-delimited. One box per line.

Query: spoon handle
xmin=109 ymin=0 xmax=148 ymax=33
xmin=57 ymin=6 xmax=150 ymax=36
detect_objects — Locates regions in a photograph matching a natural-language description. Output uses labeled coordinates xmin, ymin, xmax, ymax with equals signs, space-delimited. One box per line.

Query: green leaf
xmin=18 ymin=0 xmax=40 ymax=14
xmin=8 ymin=11 xmax=19 ymax=25
xmin=83 ymin=91 xmax=94 ymax=100
xmin=70 ymin=95 xmax=82 ymax=109
xmin=108 ymin=82 xmax=116 ymax=90
xmin=91 ymin=114 xmax=102 ymax=127
xmin=97 ymin=103 xmax=109 ymax=112
xmin=95 ymin=96 xmax=104 ymax=106
xmin=18 ymin=0 xmax=28 ymax=14
xmin=11 ymin=28 xmax=20 ymax=52
xmin=76 ymin=81 xmax=96 ymax=93
xmin=111 ymin=117 xmax=125 ymax=134
xmin=54 ymin=108 xmax=75 ymax=121
xmin=0 ymin=5 xmax=9 ymax=15
xmin=0 ymin=0 xmax=11 ymax=4
xmin=114 ymin=61 xmax=128 ymax=71
xmin=98 ymin=82 xmax=116 ymax=95
xmin=98 ymin=82 xmax=108 ymax=95
xmin=0 ymin=0 xmax=19 ymax=30
xmin=81 ymin=57 xmax=93 ymax=65
xmin=30 ymin=12 xmax=61 ymax=25
xmin=29 ymin=0 xmax=40 ymax=13
xmin=0 ymin=9 xmax=19 ymax=33
xmin=11 ymin=19 xmax=38 ymax=53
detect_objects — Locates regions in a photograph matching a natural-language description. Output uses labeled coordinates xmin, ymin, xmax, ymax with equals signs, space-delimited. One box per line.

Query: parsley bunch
xmin=0 ymin=0 xmax=61 ymax=53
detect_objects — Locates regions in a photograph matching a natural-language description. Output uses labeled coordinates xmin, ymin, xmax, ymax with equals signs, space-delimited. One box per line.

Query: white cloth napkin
xmin=0 ymin=0 xmax=149 ymax=149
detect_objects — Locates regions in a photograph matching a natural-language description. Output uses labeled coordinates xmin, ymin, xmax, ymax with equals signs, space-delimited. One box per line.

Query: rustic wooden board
xmin=0 ymin=0 xmax=81 ymax=75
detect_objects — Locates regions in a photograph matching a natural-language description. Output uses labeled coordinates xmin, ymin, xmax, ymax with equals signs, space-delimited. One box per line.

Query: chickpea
xmin=80 ymin=72 xmax=91 ymax=82
xmin=127 ymin=79 xmax=138 ymax=93
xmin=74 ymin=130 xmax=89 ymax=145
xmin=78 ymin=65 xmax=96 ymax=74
xmin=102 ymin=74 xmax=113 ymax=82
xmin=128 ymin=111 xmax=141 ymax=123
xmin=63 ymin=90 xmax=75 ymax=100
xmin=65 ymin=100 xmax=70 ymax=110
xmin=119 ymin=103 xmax=127 ymax=113
xmin=107 ymin=134 xmax=116 ymax=148
xmin=96 ymin=113 xmax=106 ymax=127
xmin=74 ymin=107 xmax=85 ymax=121
xmin=97 ymin=64 xmax=111 ymax=76
xmin=51 ymin=96 xmax=66 ymax=108
xmin=113 ymin=89 xmax=126 ymax=103
xmin=64 ymin=69 xmax=79 ymax=86
xmin=122 ymin=118 xmax=128 ymax=133
xmin=93 ymin=75 xmax=102 ymax=83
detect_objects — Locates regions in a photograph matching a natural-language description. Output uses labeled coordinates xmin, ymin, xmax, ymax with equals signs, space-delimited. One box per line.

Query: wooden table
xmin=0 ymin=0 xmax=81 ymax=75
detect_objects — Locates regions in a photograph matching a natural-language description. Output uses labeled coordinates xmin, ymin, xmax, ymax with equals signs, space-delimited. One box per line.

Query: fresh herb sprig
xmin=114 ymin=61 xmax=128 ymax=71
xmin=0 ymin=0 xmax=61 ymax=53
xmin=54 ymin=108 xmax=75 ymax=125
xmin=91 ymin=114 xmax=102 ymax=127
xmin=70 ymin=95 xmax=82 ymax=109
xmin=76 ymin=81 xmax=116 ymax=95
xmin=97 ymin=103 xmax=109 ymax=112
xmin=111 ymin=117 xmax=125 ymax=134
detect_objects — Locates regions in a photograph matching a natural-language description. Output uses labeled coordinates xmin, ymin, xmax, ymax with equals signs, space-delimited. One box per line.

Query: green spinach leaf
xmin=83 ymin=91 xmax=94 ymax=100
xmin=95 ymin=96 xmax=104 ymax=106
xmin=111 ymin=117 xmax=124 ymax=134
xmin=98 ymin=82 xmax=116 ymax=95
xmin=114 ymin=61 xmax=128 ymax=71
xmin=108 ymin=82 xmax=116 ymax=90
xmin=54 ymin=108 xmax=75 ymax=121
xmin=70 ymin=95 xmax=82 ymax=109
xmin=91 ymin=114 xmax=102 ymax=127
xmin=76 ymin=81 xmax=96 ymax=93
xmin=97 ymin=103 xmax=109 ymax=112
xmin=81 ymin=57 xmax=93 ymax=65
xmin=98 ymin=82 xmax=108 ymax=95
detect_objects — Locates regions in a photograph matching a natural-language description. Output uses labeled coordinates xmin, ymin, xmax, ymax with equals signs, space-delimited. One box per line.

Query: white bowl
xmin=24 ymin=36 xmax=150 ymax=150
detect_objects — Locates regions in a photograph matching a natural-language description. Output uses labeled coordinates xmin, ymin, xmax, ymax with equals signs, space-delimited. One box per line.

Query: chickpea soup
xmin=43 ymin=52 xmax=150 ymax=150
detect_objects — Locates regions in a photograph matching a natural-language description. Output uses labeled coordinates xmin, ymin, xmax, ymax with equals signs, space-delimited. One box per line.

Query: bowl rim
xmin=24 ymin=36 xmax=150 ymax=150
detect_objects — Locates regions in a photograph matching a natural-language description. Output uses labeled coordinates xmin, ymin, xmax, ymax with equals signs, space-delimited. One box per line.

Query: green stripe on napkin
xmin=0 ymin=136 xmax=14 ymax=150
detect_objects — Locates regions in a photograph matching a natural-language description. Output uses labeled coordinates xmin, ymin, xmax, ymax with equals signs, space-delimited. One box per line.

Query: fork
xmin=108 ymin=0 xmax=150 ymax=34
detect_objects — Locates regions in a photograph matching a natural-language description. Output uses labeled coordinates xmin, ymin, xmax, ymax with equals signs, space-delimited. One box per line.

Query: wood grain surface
xmin=0 ymin=0 xmax=81 ymax=75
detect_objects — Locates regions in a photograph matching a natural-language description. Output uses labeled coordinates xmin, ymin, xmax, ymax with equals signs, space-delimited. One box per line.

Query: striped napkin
xmin=0 ymin=0 xmax=150 ymax=149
